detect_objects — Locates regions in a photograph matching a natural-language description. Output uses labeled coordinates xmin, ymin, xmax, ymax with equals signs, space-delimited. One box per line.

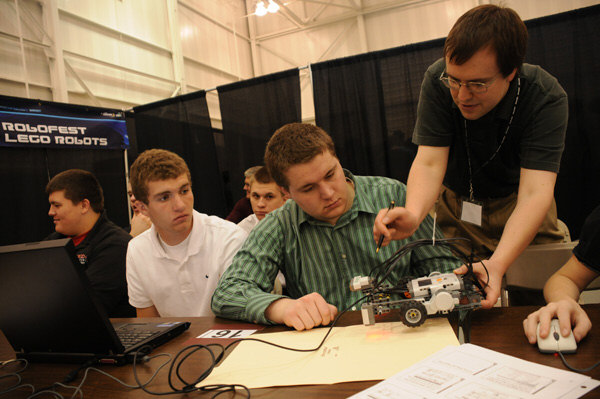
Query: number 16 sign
xmin=197 ymin=328 xmax=257 ymax=339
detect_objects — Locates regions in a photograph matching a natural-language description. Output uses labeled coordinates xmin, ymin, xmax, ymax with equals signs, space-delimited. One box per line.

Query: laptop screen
xmin=0 ymin=239 xmax=124 ymax=358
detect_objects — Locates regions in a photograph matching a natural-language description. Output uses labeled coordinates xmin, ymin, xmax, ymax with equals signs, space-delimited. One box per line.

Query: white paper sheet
xmin=349 ymin=344 xmax=600 ymax=399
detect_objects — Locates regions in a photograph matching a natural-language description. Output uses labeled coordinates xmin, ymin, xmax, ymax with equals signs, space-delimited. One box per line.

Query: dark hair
xmin=46 ymin=169 xmax=104 ymax=213
xmin=252 ymin=166 xmax=274 ymax=185
xmin=264 ymin=123 xmax=336 ymax=190
xmin=444 ymin=4 xmax=528 ymax=77
xmin=129 ymin=149 xmax=191 ymax=204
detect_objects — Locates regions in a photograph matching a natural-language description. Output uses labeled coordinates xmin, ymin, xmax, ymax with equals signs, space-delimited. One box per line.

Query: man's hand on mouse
xmin=523 ymin=298 xmax=592 ymax=343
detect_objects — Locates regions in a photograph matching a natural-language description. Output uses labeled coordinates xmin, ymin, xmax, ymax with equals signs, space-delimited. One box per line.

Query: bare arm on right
xmin=523 ymin=256 xmax=597 ymax=343
xmin=373 ymin=145 xmax=449 ymax=246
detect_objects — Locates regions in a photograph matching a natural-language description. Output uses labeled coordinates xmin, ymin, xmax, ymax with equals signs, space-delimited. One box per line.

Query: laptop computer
xmin=0 ymin=238 xmax=190 ymax=365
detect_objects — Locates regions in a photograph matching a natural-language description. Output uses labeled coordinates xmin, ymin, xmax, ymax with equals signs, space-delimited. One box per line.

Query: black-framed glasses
xmin=439 ymin=71 xmax=498 ymax=93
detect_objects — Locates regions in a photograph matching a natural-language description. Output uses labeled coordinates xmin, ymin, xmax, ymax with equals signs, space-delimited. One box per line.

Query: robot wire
xmin=369 ymin=237 xmax=488 ymax=298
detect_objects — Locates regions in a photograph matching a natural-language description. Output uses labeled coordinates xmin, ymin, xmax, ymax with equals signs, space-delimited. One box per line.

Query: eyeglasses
xmin=439 ymin=71 xmax=498 ymax=94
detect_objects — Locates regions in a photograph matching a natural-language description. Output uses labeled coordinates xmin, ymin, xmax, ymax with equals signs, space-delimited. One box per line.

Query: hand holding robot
xmin=350 ymin=238 xmax=486 ymax=328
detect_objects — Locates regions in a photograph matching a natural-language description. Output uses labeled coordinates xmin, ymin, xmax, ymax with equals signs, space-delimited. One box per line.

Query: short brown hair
xmin=251 ymin=166 xmax=273 ymax=185
xmin=250 ymin=166 xmax=285 ymax=196
xmin=444 ymin=4 xmax=528 ymax=77
xmin=264 ymin=123 xmax=336 ymax=190
xmin=129 ymin=149 xmax=191 ymax=204
xmin=46 ymin=169 xmax=104 ymax=213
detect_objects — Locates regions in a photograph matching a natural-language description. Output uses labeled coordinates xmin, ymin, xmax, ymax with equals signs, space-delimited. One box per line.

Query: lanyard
xmin=463 ymin=77 xmax=521 ymax=201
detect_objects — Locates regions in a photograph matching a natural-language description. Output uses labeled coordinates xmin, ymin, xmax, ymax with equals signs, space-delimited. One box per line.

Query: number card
xmin=197 ymin=329 xmax=257 ymax=339
xmin=183 ymin=323 xmax=265 ymax=347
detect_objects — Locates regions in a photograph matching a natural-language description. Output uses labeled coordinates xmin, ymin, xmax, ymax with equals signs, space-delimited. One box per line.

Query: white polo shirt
xmin=126 ymin=210 xmax=248 ymax=317
xmin=237 ymin=214 xmax=259 ymax=234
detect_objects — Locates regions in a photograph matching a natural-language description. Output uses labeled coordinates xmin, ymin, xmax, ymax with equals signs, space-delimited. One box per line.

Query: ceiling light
xmin=267 ymin=0 xmax=280 ymax=13
xmin=255 ymin=1 xmax=267 ymax=16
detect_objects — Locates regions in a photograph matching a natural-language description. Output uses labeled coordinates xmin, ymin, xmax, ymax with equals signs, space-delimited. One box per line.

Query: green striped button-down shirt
xmin=211 ymin=171 xmax=461 ymax=324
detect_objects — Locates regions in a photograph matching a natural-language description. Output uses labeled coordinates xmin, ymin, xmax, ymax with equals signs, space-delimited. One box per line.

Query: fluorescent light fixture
xmin=267 ymin=0 xmax=280 ymax=13
xmin=255 ymin=0 xmax=279 ymax=16
xmin=255 ymin=1 xmax=268 ymax=16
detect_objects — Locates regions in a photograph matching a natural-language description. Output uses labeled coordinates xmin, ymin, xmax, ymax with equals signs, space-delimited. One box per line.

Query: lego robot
xmin=350 ymin=272 xmax=482 ymax=327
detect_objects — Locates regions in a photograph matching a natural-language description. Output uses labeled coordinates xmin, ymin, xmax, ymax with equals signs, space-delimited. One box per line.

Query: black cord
xmin=1 ymin=298 xmax=371 ymax=399
xmin=23 ymin=357 xmax=100 ymax=397
xmin=223 ymin=295 xmax=368 ymax=354
xmin=1 ymin=239 xmax=487 ymax=398
xmin=128 ymin=295 xmax=369 ymax=398
xmin=63 ymin=358 xmax=97 ymax=384
xmin=131 ymin=237 xmax=488 ymax=398
xmin=368 ymin=237 xmax=488 ymax=300
xmin=558 ymin=352 xmax=600 ymax=373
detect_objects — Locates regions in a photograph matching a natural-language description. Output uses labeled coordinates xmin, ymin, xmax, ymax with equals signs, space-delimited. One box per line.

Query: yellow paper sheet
xmin=198 ymin=318 xmax=459 ymax=388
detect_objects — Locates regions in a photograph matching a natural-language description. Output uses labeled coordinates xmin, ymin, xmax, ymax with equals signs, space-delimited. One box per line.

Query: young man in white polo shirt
xmin=126 ymin=149 xmax=247 ymax=317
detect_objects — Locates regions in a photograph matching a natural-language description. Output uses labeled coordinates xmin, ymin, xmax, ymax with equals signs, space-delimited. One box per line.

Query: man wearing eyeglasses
xmin=374 ymin=5 xmax=568 ymax=309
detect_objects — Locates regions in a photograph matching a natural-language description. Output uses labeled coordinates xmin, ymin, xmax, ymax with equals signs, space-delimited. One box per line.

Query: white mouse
xmin=536 ymin=319 xmax=577 ymax=354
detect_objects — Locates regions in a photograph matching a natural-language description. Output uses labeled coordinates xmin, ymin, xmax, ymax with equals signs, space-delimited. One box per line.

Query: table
xmin=1 ymin=305 xmax=598 ymax=398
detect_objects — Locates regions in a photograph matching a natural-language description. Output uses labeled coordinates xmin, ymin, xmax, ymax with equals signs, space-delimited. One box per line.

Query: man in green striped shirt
xmin=211 ymin=123 xmax=461 ymax=330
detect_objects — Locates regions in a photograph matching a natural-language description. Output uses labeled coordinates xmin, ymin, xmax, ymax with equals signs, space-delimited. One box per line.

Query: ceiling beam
xmin=179 ymin=0 xmax=251 ymax=42
xmin=255 ymin=0 xmax=439 ymax=41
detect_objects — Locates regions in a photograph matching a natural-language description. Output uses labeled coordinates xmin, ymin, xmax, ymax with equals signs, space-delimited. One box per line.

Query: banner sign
xmin=0 ymin=99 xmax=129 ymax=150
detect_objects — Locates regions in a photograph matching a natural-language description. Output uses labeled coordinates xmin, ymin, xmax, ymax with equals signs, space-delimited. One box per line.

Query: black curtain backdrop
xmin=524 ymin=6 xmax=600 ymax=240
xmin=218 ymin=69 xmax=301 ymax=206
xmin=311 ymin=5 xmax=600 ymax=239
xmin=132 ymin=91 xmax=227 ymax=217
xmin=0 ymin=147 xmax=52 ymax=245
xmin=312 ymin=55 xmax=390 ymax=178
xmin=312 ymin=40 xmax=444 ymax=183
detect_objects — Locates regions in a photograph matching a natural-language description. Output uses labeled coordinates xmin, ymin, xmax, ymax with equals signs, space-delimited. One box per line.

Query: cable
xmin=0 ymin=358 xmax=28 ymax=373
xmin=27 ymin=390 xmax=64 ymax=399
xmin=0 ymin=353 xmax=172 ymax=399
xmin=1 ymin=376 xmax=35 ymax=397
xmin=0 ymin=359 xmax=36 ymax=397
xmin=2 ymin=240 xmax=486 ymax=398
xmin=128 ymin=295 xmax=369 ymax=398
xmin=224 ymin=295 xmax=368 ymax=354
xmin=159 ymin=238 xmax=486 ymax=398
xmin=558 ymin=352 xmax=600 ymax=373
xmin=63 ymin=359 xmax=97 ymax=384
xmin=367 ymin=238 xmax=595 ymax=375
xmin=369 ymin=237 xmax=488 ymax=298
xmin=432 ymin=209 xmax=437 ymax=245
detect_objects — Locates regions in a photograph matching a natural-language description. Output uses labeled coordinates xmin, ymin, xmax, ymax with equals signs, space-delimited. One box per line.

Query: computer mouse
xmin=536 ymin=319 xmax=577 ymax=354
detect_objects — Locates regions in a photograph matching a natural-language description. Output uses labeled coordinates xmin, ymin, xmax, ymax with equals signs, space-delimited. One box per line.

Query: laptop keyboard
xmin=116 ymin=329 xmax=159 ymax=348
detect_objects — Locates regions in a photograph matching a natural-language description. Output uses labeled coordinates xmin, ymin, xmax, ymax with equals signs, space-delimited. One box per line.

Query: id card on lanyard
xmin=461 ymin=77 xmax=520 ymax=227
xmin=461 ymin=199 xmax=483 ymax=226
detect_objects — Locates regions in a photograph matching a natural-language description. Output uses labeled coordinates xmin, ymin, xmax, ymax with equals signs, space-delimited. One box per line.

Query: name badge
xmin=461 ymin=199 xmax=482 ymax=226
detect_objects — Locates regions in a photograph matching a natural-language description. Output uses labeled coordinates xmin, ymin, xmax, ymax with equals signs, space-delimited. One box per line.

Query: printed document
xmin=349 ymin=344 xmax=599 ymax=399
